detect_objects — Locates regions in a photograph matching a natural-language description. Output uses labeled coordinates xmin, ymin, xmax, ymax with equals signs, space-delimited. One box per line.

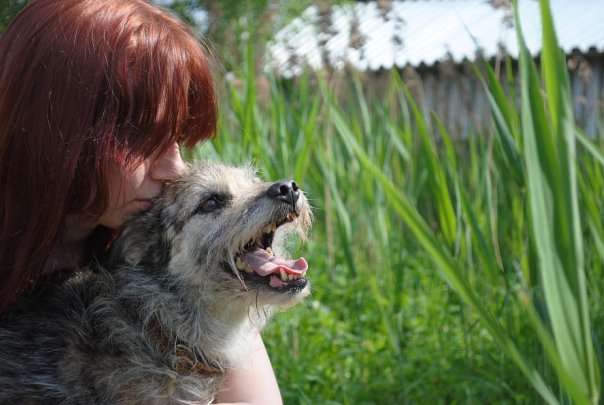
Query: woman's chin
xmin=132 ymin=199 xmax=152 ymax=211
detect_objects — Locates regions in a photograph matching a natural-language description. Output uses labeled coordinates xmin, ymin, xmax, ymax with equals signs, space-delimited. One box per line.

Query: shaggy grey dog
xmin=0 ymin=161 xmax=312 ymax=405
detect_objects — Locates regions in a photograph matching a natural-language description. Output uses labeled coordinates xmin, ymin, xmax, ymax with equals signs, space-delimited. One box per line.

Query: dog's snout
xmin=267 ymin=180 xmax=300 ymax=206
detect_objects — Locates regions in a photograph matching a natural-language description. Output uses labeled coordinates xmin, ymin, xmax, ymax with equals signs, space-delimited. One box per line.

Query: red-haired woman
xmin=0 ymin=0 xmax=282 ymax=403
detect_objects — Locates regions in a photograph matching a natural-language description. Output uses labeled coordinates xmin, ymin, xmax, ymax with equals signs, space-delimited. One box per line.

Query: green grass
xmin=187 ymin=0 xmax=604 ymax=402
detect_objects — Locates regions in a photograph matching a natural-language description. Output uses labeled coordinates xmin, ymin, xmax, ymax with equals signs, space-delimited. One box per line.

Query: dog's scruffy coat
xmin=0 ymin=162 xmax=312 ymax=405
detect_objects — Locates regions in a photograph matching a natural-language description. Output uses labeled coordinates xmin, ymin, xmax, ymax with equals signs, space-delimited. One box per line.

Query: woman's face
xmin=97 ymin=142 xmax=187 ymax=229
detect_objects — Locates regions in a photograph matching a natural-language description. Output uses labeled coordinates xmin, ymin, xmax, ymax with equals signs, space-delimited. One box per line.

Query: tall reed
xmin=189 ymin=0 xmax=604 ymax=402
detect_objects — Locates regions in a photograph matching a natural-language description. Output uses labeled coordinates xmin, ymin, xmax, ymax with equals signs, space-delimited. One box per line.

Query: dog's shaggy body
xmin=0 ymin=162 xmax=312 ymax=405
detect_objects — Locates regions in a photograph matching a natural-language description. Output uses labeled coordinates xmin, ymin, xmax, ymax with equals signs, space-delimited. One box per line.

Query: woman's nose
xmin=149 ymin=142 xmax=187 ymax=181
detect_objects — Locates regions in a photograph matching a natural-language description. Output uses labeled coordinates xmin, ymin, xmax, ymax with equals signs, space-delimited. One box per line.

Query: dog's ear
xmin=108 ymin=212 xmax=171 ymax=270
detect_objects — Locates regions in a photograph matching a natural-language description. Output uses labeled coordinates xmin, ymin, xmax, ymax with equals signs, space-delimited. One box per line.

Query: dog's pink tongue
xmin=242 ymin=248 xmax=308 ymax=276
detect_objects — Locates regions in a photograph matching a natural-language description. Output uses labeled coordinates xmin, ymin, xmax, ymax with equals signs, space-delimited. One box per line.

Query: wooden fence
xmin=363 ymin=51 xmax=604 ymax=137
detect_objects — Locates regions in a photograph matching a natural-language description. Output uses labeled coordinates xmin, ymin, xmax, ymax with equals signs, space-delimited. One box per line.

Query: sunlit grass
xmin=188 ymin=0 xmax=604 ymax=402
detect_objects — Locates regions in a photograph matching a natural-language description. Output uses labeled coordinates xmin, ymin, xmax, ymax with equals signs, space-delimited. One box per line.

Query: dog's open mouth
xmin=229 ymin=212 xmax=308 ymax=292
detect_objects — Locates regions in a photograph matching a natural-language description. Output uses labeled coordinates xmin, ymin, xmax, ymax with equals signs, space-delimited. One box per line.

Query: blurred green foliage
xmin=0 ymin=0 xmax=27 ymax=32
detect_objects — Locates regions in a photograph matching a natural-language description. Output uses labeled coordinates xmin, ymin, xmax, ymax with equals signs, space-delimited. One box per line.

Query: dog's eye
xmin=194 ymin=195 xmax=226 ymax=215
xmin=202 ymin=198 xmax=220 ymax=211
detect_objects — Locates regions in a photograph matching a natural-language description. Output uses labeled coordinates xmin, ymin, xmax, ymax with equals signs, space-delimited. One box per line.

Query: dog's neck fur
xmin=103 ymin=210 xmax=269 ymax=371
xmin=110 ymin=259 xmax=268 ymax=371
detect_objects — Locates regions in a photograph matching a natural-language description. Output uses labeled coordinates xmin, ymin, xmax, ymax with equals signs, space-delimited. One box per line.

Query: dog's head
xmin=111 ymin=161 xmax=313 ymax=310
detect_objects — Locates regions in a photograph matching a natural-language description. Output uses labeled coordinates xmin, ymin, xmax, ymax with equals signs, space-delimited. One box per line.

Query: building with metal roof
xmin=266 ymin=0 xmax=604 ymax=136
xmin=267 ymin=0 xmax=604 ymax=78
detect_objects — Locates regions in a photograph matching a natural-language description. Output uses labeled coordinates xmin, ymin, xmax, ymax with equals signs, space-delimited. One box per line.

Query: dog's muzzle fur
xmin=0 ymin=161 xmax=312 ymax=404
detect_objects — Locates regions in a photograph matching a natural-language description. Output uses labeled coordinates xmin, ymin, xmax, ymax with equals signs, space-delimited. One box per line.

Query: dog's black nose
xmin=267 ymin=181 xmax=299 ymax=206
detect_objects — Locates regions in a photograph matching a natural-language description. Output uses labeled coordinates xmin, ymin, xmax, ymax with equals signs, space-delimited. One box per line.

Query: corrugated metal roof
xmin=266 ymin=0 xmax=604 ymax=78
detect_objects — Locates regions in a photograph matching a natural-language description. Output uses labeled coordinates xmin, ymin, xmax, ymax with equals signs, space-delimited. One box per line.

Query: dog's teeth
xmin=236 ymin=257 xmax=253 ymax=273
xmin=266 ymin=247 xmax=273 ymax=256
xmin=279 ymin=269 xmax=287 ymax=281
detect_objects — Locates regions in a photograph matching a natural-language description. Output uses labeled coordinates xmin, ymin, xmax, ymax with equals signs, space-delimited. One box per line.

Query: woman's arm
xmin=213 ymin=333 xmax=283 ymax=405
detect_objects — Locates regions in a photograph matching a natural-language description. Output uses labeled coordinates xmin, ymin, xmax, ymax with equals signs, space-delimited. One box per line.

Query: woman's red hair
xmin=0 ymin=0 xmax=217 ymax=311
